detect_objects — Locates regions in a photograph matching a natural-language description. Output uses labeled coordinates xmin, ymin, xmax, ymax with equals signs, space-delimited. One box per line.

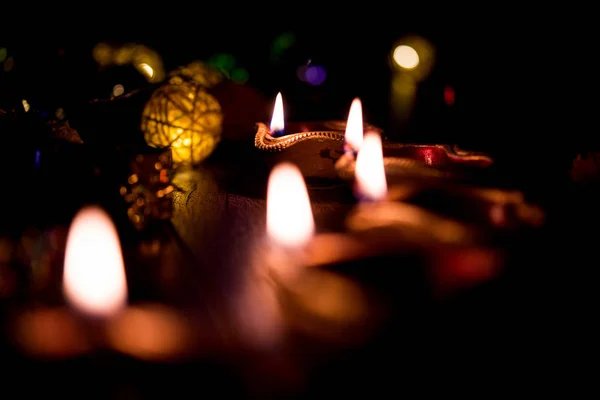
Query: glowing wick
xmin=270 ymin=92 xmax=285 ymax=137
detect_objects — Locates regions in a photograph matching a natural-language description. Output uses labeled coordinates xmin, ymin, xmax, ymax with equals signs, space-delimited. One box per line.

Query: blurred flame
xmin=267 ymin=163 xmax=314 ymax=248
xmin=355 ymin=132 xmax=387 ymax=201
xmin=15 ymin=308 xmax=91 ymax=357
xmin=63 ymin=206 xmax=127 ymax=318
xmin=345 ymin=98 xmax=363 ymax=152
xmin=393 ymin=45 xmax=420 ymax=69
xmin=270 ymin=92 xmax=284 ymax=133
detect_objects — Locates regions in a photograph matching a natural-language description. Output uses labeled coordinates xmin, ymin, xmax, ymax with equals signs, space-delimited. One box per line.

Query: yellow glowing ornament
xmin=169 ymin=60 xmax=224 ymax=88
xmin=141 ymin=78 xmax=223 ymax=166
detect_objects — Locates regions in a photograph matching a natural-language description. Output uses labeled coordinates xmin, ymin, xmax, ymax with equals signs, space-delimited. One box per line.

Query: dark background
xmin=2 ymin=11 xmax=592 ymax=160
xmin=1 ymin=9 xmax=598 ymax=396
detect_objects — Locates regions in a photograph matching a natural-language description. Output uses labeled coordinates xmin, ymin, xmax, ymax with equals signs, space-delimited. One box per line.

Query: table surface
xmin=1 ymin=134 xmax=596 ymax=397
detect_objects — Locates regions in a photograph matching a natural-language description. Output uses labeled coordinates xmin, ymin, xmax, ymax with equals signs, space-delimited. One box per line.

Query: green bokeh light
xmin=0 ymin=48 xmax=7 ymax=63
xmin=271 ymin=32 xmax=296 ymax=60
xmin=231 ymin=68 xmax=249 ymax=84
xmin=208 ymin=53 xmax=236 ymax=73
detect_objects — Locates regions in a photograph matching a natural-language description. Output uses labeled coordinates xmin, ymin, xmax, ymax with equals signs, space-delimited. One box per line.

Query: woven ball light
xmin=141 ymin=77 xmax=223 ymax=166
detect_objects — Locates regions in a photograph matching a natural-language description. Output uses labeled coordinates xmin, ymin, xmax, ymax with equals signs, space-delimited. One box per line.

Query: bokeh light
xmin=271 ymin=32 xmax=296 ymax=60
xmin=138 ymin=63 xmax=154 ymax=79
xmin=0 ymin=47 xmax=7 ymax=63
xmin=305 ymin=65 xmax=327 ymax=85
xmin=55 ymin=108 xmax=65 ymax=120
xmin=297 ymin=64 xmax=327 ymax=86
xmin=208 ymin=53 xmax=236 ymax=74
xmin=92 ymin=42 xmax=112 ymax=66
xmin=444 ymin=85 xmax=455 ymax=106
xmin=392 ymin=45 xmax=420 ymax=69
xmin=92 ymin=42 xmax=165 ymax=83
xmin=389 ymin=35 xmax=435 ymax=82
xmin=113 ymin=84 xmax=125 ymax=97
xmin=231 ymin=68 xmax=249 ymax=84
xmin=4 ymin=56 xmax=14 ymax=72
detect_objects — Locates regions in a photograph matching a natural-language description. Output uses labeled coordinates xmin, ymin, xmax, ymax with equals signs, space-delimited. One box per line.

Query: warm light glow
xmin=345 ymin=98 xmax=364 ymax=152
xmin=139 ymin=63 xmax=155 ymax=79
xmin=270 ymin=92 xmax=285 ymax=133
xmin=63 ymin=206 xmax=127 ymax=318
xmin=106 ymin=304 xmax=191 ymax=361
xmin=267 ymin=163 xmax=314 ymax=248
xmin=393 ymin=45 xmax=420 ymax=69
xmin=141 ymin=81 xmax=223 ymax=166
xmin=355 ymin=132 xmax=387 ymax=201
xmin=112 ymin=84 xmax=125 ymax=97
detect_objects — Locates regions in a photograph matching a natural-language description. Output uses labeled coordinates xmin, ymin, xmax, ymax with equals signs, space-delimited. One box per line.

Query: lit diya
xmin=254 ymin=94 xmax=381 ymax=181
xmin=9 ymin=206 xmax=198 ymax=362
xmin=334 ymin=102 xmax=493 ymax=184
xmin=344 ymin=131 xmax=544 ymax=295
xmin=347 ymin=134 xmax=543 ymax=236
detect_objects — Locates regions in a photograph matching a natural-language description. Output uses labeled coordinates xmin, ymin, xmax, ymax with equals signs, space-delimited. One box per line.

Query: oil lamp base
xmin=335 ymin=142 xmax=494 ymax=184
xmin=254 ymin=121 xmax=382 ymax=181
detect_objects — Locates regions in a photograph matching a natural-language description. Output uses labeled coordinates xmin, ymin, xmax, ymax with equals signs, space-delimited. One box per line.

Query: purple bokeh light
xmin=297 ymin=64 xmax=327 ymax=86
xmin=305 ymin=65 xmax=327 ymax=85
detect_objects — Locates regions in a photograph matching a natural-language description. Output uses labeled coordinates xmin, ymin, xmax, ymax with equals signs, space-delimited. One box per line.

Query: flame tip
xmin=344 ymin=97 xmax=365 ymax=152
xmin=270 ymin=92 xmax=285 ymax=133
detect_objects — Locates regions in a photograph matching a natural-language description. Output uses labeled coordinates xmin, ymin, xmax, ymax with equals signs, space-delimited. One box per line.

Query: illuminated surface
xmin=355 ymin=132 xmax=387 ymax=201
xmin=106 ymin=304 xmax=193 ymax=361
xmin=141 ymin=79 xmax=223 ymax=166
xmin=270 ymin=92 xmax=285 ymax=133
xmin=63 ymin=206 xmax=127 ymax=318
xmin=14 ymin=308 xmax=91 ymax=357
xmin=345 ymin=98 xmax=364 ymax=152
xmin=392 ymin=45 xmax=420 ymax=69
xmin=267 ymin=163 xmax=315 ymax=248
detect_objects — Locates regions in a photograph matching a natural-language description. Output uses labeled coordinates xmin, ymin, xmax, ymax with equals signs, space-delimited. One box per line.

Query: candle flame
xmin=267 ymin=162 xmax=314 ymax=248
xmin=345 ymin=98 xmax=364 ymax=152
xmin=355 ymin=132 xmax=387 ymax=201
xmin=270 ymin=92 xmax=285 ymax=133
xmin=63 ymin=206 xmax=127 ymax=318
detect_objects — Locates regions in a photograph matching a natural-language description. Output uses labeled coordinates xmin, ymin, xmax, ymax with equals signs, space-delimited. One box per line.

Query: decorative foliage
xmin=140 ymin=78 xmax=223 ymax=166
xmin=120 ymin=148 xmax=174 ymax=230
